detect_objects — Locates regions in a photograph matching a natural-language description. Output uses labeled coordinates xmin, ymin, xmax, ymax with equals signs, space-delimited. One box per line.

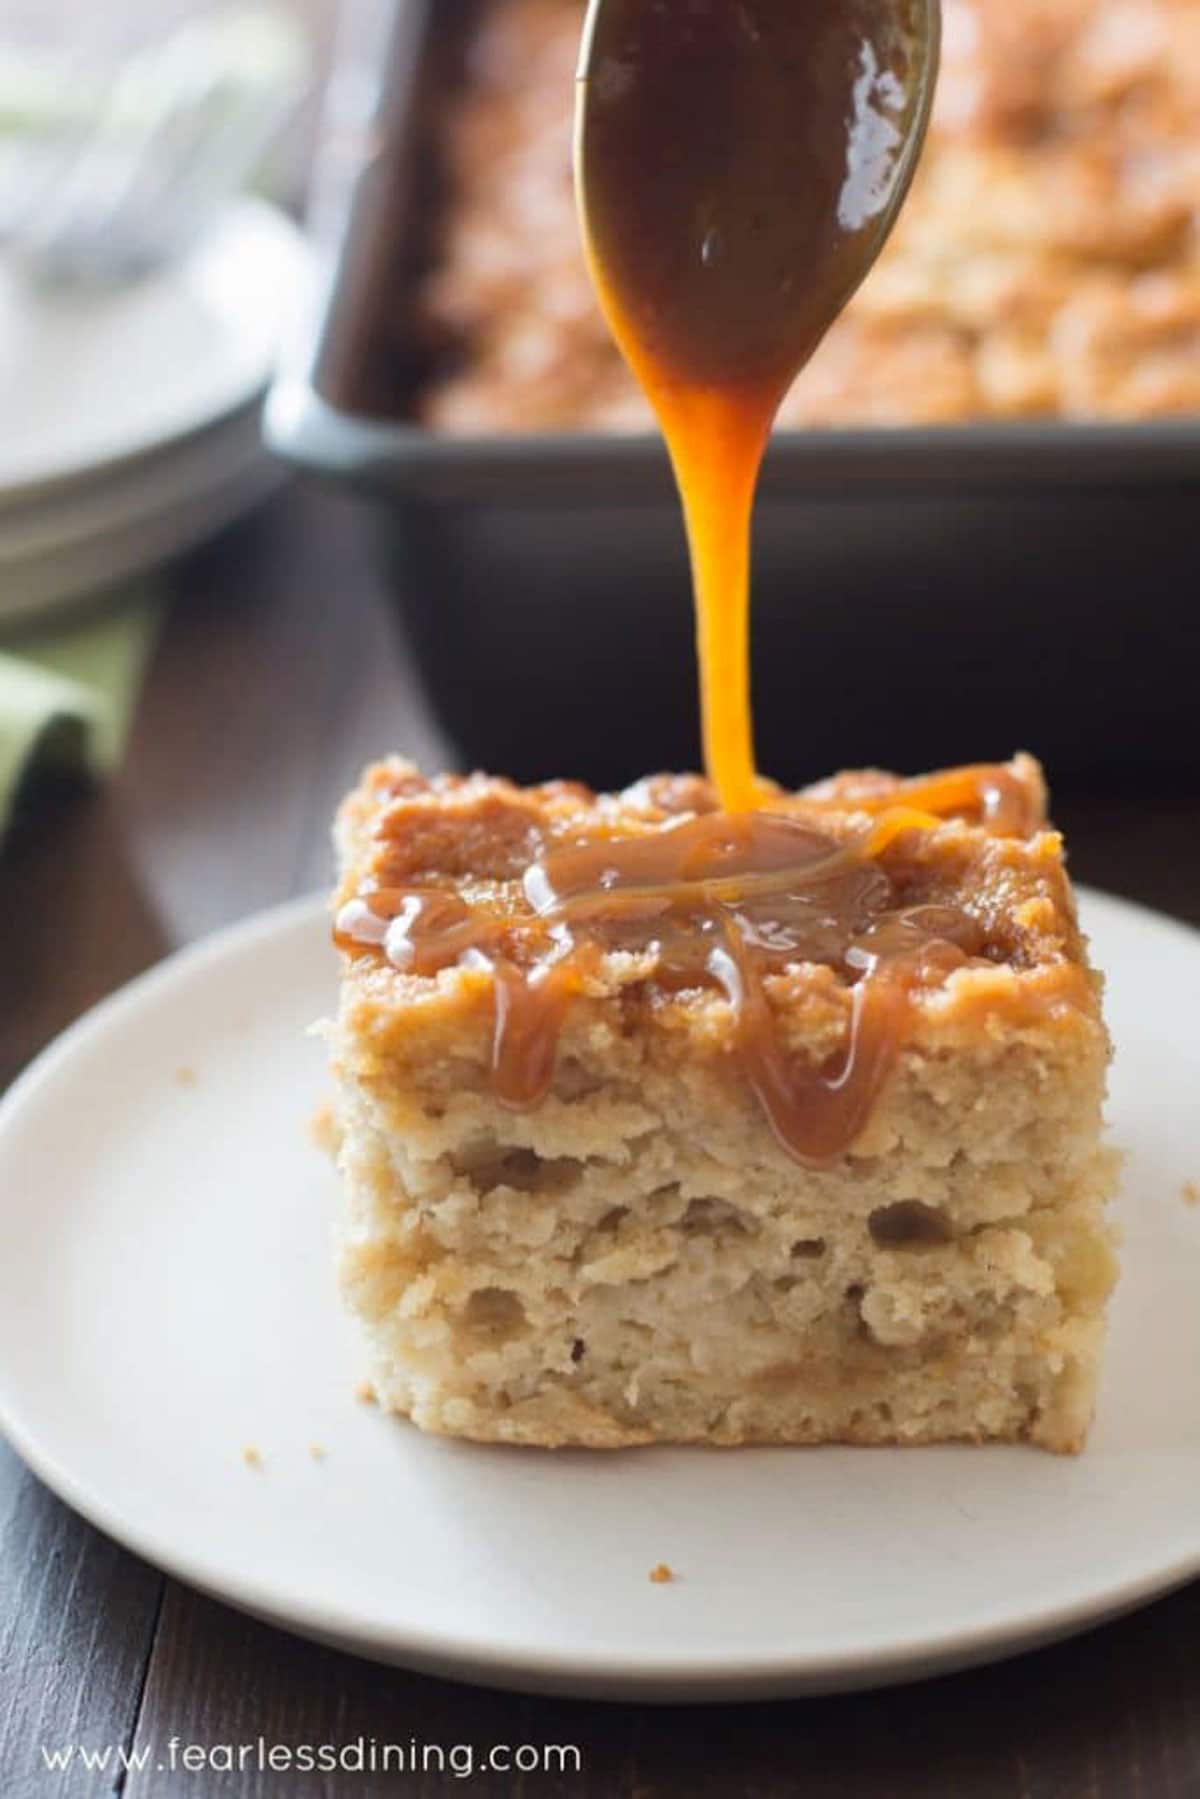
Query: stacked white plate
xmin=0 ymin=197 xmax=310 ymax=624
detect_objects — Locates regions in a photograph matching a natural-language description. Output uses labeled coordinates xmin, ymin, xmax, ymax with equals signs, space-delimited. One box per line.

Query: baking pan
xmin=267 ymin=0 xmax=1200 ymax=792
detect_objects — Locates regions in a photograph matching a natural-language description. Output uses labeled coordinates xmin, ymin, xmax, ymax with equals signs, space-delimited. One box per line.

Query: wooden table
xmin=2 ymin=485 xmax=1198 ymax=1798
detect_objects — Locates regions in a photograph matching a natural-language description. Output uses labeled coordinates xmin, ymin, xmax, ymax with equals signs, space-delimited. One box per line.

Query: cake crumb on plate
xmin=309 ymin=1099 xmax=340 ymax=1155
xmin=649 ymin=1563 xmax=675 ymax=1584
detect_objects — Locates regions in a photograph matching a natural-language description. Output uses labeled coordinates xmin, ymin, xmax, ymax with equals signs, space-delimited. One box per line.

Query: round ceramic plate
xmin=0 ymin=411 xmax=283 ymax=623
xmin=0 ymin=198 xmax=307 ymax=506
xmin=0 ymin=889 xmax=1197 ymax=1701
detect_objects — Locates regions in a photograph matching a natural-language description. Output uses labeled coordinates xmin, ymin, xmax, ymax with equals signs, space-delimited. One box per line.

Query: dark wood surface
xmin=2 ymin=484 xmax=1198 ymax=1798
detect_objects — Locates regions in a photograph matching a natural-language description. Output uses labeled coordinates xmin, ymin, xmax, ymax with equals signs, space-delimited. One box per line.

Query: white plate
xmin=0 ymin=889 xmax=1197 ymax=1701
xmin=0 ymin=198 xmax=307 ymax=506
xmin=0 ymin=428 xmax=282 ymax=623
xmin=0 ymin=401 xmax=265 ymax=561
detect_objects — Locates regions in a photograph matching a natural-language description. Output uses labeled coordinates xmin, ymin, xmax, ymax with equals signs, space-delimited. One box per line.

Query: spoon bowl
xmin=576 ymin=0 xmax=942 ymax=401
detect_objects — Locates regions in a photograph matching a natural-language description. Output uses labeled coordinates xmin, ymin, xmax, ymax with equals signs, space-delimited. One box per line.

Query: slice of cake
xmin=327 ymin=754 xmax=1118 ymax=1453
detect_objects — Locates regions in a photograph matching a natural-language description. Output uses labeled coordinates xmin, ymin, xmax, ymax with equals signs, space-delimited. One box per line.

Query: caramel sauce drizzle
xmin=332 ymin=787 xmax=1039 ymax=1165
xmin=804 ymin=763 xmax=1043 ymax=839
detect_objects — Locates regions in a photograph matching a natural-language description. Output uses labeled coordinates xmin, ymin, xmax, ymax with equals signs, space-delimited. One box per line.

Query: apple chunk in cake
xmin=327 ymin=754 xmax=1117 ymax=1453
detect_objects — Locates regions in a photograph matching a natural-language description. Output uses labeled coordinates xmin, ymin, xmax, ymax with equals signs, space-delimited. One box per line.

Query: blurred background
xmin=0 ymin=0 xmax=337 ymax=833
xmin=0 ymin=0 xmax=338 ymax=194
xmin=0 ymin=0 xmax=1197 ymax=831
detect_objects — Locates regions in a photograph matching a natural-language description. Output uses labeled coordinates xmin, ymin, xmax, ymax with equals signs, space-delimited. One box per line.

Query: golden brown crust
xmin=418 ymin=0 xmax=1200 ymax=430
xmin=333 ymin=753 xmax=1104 ymax=1103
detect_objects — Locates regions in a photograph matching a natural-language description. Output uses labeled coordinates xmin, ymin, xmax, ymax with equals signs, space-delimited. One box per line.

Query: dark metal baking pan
xmin=266 ymin=0 xmax=1200 ymax=792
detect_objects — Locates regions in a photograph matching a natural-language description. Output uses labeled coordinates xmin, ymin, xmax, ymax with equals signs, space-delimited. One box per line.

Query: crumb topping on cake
xmin=332 ymin=755 xmax=1101 ymax=1165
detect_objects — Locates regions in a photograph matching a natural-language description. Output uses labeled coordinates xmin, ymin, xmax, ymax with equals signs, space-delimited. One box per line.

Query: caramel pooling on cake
xmin=335 ymin=766 xmax=1046 ymax=1164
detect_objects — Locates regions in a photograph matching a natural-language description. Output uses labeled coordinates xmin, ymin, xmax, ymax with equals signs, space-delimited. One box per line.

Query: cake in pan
xmin=327 ymin=754 xmax=1117 ymax=1453
xmin=417 ymin=0 xmax=1200 ymax=431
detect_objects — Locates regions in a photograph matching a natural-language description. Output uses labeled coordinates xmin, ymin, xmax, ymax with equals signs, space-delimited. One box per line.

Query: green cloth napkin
xmin=0 ymin=592 xmax=160 ymax=835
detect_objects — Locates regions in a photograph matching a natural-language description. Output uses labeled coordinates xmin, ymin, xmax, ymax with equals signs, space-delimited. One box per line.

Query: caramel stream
xmin=576 ymin=0 xmax=938 ymax=808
